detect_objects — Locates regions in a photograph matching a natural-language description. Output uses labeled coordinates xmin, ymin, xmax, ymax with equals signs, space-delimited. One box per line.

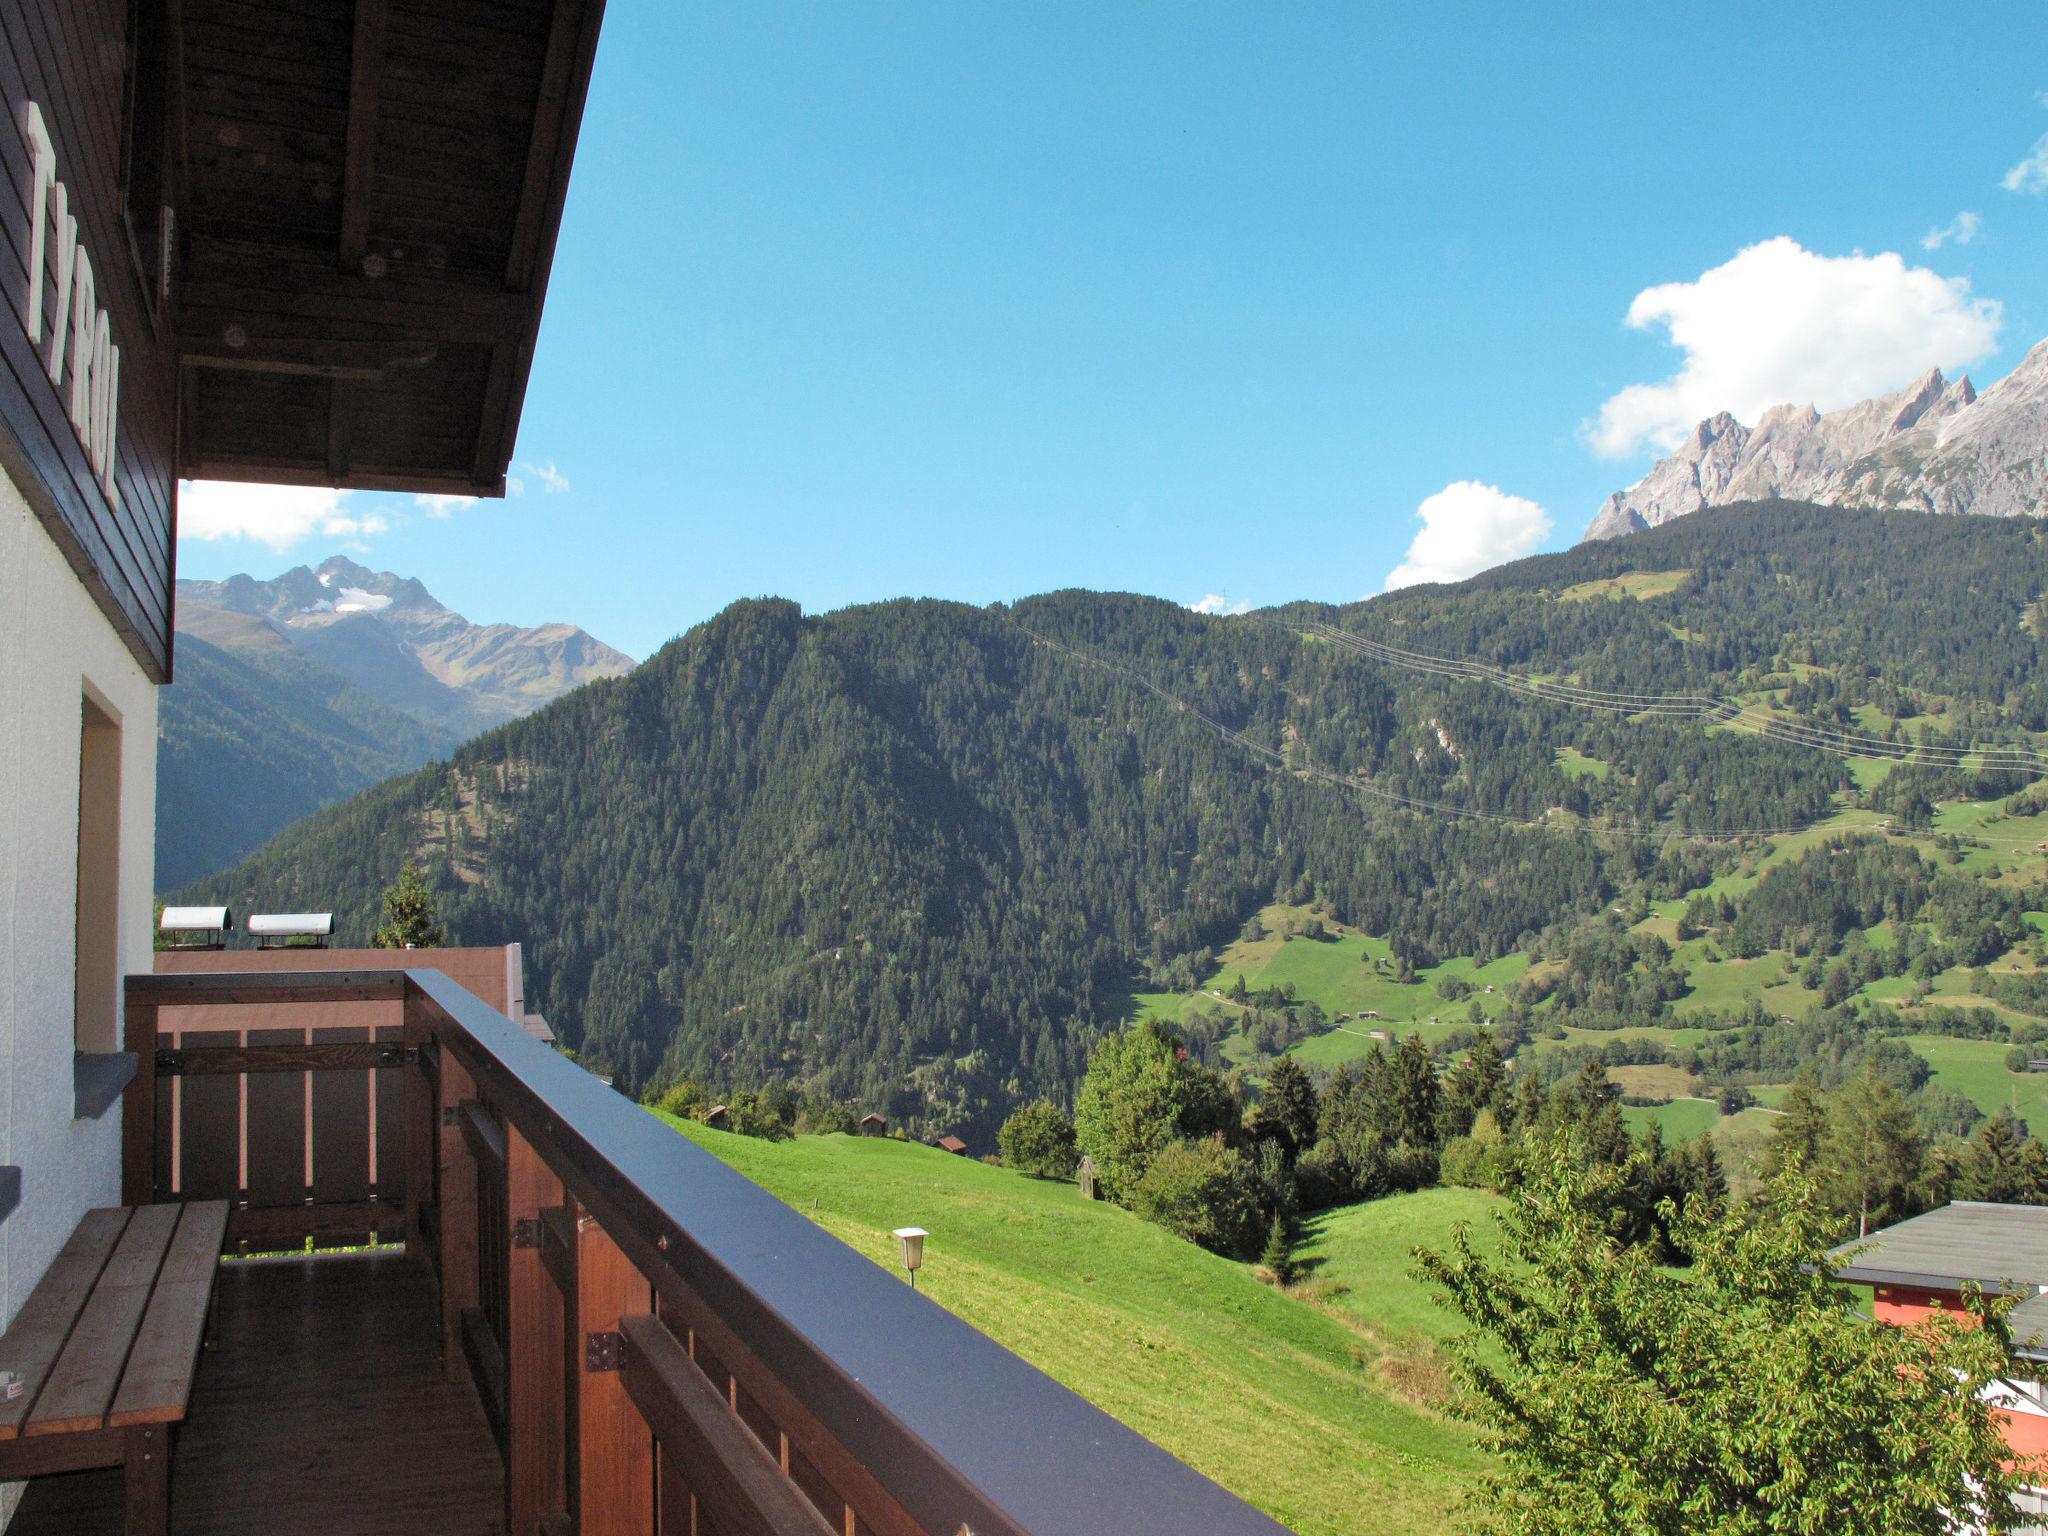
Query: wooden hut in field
xmin=859 ymin=1113 xmax=888 ymax=1137
xmin=1077 ymin=1155 xmax=1103 ymax=1201
xmin=934 ymin=1135 xmax=969 ymax=1156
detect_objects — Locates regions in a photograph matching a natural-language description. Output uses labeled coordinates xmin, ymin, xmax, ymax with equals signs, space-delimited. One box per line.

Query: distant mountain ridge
xmin=157 ymin=556 xmax=632 ymax=887
xmin=1585 ymin=337 xmax=2048 ymax=540
xmin=178 ymin=555 xmax=635 ymax=738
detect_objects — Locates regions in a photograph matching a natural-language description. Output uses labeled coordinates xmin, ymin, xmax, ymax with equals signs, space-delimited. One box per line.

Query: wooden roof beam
xmin=505 ymin=0 xmax=594 ymax=295
xmin=339 ymin=0 xmax=387 ymax=272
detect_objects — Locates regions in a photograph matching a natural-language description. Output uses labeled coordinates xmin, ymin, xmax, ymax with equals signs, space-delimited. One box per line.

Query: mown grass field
xmin=1900 ymin=1034 xmax=2047 ymax=1125
xmin=1554 ymin=746 xmax=1610 ymax=781
xmin=656 ymin=1117 xmax=1483 ymax=1535
xmin=1143 ymin=904 xmax=1532 ymax=1068
xmin=1555 ymin=569 xmax=1690 ymax=603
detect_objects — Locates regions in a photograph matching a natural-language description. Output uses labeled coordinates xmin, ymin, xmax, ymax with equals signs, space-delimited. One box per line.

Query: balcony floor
xmin=12 ymin=1248 xmax=504 ymax=1536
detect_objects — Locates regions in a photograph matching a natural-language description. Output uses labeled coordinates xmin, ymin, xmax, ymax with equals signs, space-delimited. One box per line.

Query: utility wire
xmin=1292 ymin=619 xmax=2048 ymax=773
xmin=1006 ymin=618 xmax=1850 ymax=844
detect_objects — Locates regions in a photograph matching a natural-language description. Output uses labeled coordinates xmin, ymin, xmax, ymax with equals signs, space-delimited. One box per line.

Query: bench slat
xmin=108 ymin=1204 xmax=230 ymax=1428
xmin=0 ymin=1208 xmax=132 ymax=1441
xmin=157 ymin=1201 xmax=230 ymax=1288
xmin=108 ymin=1282 xmax=214 ymax=1428
xmin=25 ymin=1207 xmax=181 ymax=1437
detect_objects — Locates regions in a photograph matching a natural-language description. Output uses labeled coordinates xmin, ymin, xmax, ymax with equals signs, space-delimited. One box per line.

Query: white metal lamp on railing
xmin=158 ymin=905 xmax=232 ymax=949
xmin=892 ymin=1227 xmax=928 ymax=1289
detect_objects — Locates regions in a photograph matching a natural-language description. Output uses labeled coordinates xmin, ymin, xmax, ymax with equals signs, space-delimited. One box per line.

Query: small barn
xmin=1077 ymin=1154 xmax=1103 ymax=1201
xmin=859 ymin=1113 xmax=888 ymax=1138
xmin=703 ymin=1104 xmax=730 ymax=1131
xmin=935 ymin=1135 xmax=969 ymax=1156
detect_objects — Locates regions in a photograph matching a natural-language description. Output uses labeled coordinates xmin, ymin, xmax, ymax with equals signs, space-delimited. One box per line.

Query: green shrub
xmin=1129 ymin=1137 xmax=1265 ymax=1259
xmin=998 ymin=1099 xmax=1079 ymax=1179
xmin=720 ymin=1089 xmax=792 ymax=1141
xmin=654 ymin=1079 xmax=705 ymax=1118
xmin=1438 ymin=1135 xmax=1490 ymax=1188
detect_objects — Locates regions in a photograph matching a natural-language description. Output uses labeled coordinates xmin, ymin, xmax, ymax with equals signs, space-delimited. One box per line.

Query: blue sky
xmin=175 ymin=2 xmax=2048 ymax=660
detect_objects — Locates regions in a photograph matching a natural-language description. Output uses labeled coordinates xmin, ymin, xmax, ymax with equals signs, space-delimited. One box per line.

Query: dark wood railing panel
xmin=128 ymin=973 xmax=410 ymax=1009
xmin=374 ymin=1026 xmax=408 ymax=1210
xmin=470 ymin=1105 xmax=513 ymax=1366
xmin=121 ymin=996 xmax=159 ymax=1205
xmin=177 ymin=1030 xmax=241 ymax=1202
xmin=310 ymin=1028 xmax=373 ymax=1238
xmin=403 ymin=1000 xmax=438 ymax=1261
xmin=245 ymin=1027 xmax=308 ymax=1209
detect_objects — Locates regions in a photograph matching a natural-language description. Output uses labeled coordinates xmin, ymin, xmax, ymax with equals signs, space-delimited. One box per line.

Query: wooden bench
xmin=0 ymin=1202 xmax=229 ymax=1536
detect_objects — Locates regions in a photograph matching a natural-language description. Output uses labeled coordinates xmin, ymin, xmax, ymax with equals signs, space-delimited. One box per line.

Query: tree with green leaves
xmin=998 ymin=1098 xmax=1079 ymax=1179
xmin=1824 ymin=1064 xmax=1923 ymax=1238
xmin=1420 ymin=1134 xmax=2033 ymax=1535
xmin=1680 ymin=1130 xmax=1727 ymax=1208
xmin=1074 ymin=1020 xmax=1236 ymax=1201
xmin=371 ymin=860 xmax=444 ymax=949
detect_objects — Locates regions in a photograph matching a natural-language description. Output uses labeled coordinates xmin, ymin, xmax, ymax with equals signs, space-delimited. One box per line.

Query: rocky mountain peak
xmin=1584 ymin=337 xmax=2048 ymax=539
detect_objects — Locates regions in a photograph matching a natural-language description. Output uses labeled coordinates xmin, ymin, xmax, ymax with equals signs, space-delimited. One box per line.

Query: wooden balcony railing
xmin=122 ymin=968 xmax=1292 ymax=1536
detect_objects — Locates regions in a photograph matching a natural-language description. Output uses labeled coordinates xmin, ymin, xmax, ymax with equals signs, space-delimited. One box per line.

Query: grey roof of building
xmin=1828 ymin=1201 xmax=2048 ymax=1296
xmin=2010 ymin=1292 xmax=2048 ymax=1359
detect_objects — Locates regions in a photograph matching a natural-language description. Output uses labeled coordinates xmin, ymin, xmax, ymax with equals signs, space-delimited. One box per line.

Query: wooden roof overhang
xmin=172 ymin=0 xmax=605 ymax=496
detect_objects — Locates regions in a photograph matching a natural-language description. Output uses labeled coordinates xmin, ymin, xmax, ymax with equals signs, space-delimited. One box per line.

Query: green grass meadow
xmin=657 ymin=1116 xmax=1481 ymax=1535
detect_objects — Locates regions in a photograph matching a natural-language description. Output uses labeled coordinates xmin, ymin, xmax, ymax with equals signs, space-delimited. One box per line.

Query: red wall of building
xmin=1873 ymin=1284 xmax=1979 ymax=1327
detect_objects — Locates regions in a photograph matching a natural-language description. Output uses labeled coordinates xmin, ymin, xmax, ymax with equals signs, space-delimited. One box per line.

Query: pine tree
xmin=1762 ymin=1070 xmax=1828 ymax=1183
xmin=1955 ymin=1108 xmax=2048 ymax=1205
xmin=1253 ymin=1055 xmax=1319 ymax=1158
xmin=1824 ymin=1065 xmax=1923 ymax=1238
xmin=371 ymin=860 xmax=444 ymax=949
xmin=1260 ymin=1212 xmax=1296 ymax=1286
xmin=1684 ymin=1130 xmax=1728 ymax=1207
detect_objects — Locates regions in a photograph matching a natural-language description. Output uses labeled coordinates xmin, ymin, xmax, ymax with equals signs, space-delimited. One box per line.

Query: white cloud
xmin=1921 ymin=211 xmax=1981 ymax=250
xmin=1187 ymin=593 xmax=1251 ymax=616
xmin=2006 ymin=132 xmax=2048 ymax=194
xmin=415 ymin=493 xmax=477 ymax=518
xmin=1384 ymin=481 xmax=1552 ymax=591
xmin=177 ymin=481 xmax=390 ymax=551
xmin=1583 ymin=237 xmax=2003 ymax=459
xmin=519 ymin=460 xmax=570 ymax=494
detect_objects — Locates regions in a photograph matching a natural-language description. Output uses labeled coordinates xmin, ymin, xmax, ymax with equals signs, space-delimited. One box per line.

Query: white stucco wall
xmin=0 ymin=469 xmax=158 ymax=1335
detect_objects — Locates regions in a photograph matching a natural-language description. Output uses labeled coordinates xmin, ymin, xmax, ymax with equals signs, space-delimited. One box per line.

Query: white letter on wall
xmin=46 ymin=196 xmax=75 ymax=386
xmin=20 ymin=103 xmax=53 ymax=344
xmin=67 ymin=245 xmax=94 ymax=435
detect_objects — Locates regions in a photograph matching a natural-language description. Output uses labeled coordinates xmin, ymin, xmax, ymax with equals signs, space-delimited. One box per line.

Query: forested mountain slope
xmin=156 ymin=621 xmax=463 ymax=888
xmin=179 ymin=503 xmax=2048 ymax=1136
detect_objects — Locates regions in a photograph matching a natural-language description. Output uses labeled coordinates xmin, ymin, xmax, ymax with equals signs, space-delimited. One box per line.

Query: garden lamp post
xmin=893 ymin=1227 xmax=928 ymax=1289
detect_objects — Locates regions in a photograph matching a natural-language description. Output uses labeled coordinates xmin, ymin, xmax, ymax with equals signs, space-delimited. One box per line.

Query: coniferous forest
xmin=178 ymin=501 xmax=2048 ymax=1141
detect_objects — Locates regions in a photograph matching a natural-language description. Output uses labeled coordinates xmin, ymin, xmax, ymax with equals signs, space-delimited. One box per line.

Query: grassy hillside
xmin=657 ymin=1117 xmax=1483 ymax=1536
xmin=1294 ymin=1188 xmax=1503 ymax=1345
